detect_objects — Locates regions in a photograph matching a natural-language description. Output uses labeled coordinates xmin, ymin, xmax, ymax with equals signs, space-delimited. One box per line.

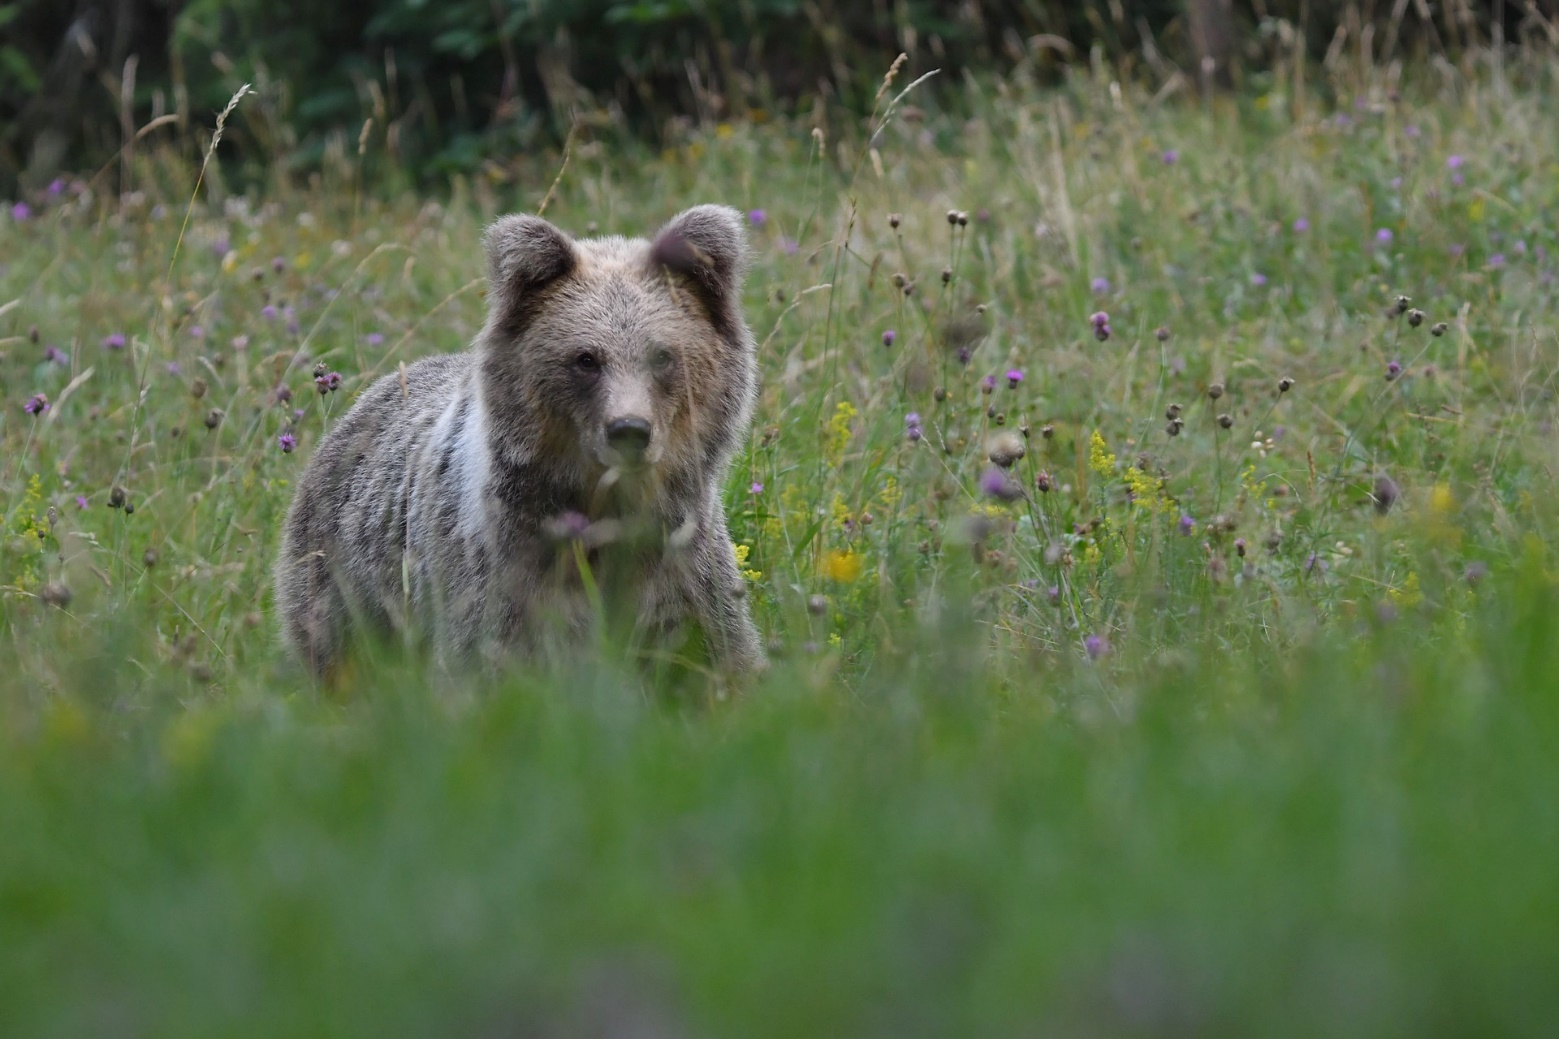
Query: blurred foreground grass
xmin=3 ymin=56 xmax=1559 ymax=1035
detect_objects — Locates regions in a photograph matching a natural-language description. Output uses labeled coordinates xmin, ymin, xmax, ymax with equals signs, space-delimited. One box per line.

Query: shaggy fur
xmin=273 ymin=205 xmax=764 ymax=677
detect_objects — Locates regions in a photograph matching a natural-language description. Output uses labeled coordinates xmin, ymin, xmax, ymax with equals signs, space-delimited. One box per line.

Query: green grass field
xmin=3 ymin=57 xmax=1559 ymax=1036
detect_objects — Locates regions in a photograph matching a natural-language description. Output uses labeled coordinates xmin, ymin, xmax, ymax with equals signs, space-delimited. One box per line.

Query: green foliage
xmin=3 ymin=56 xmax=1559 ymax=1033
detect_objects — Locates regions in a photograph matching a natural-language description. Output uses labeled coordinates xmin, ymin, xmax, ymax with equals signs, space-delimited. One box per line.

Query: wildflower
xmin=1161 ymin=149 xmax=1179 ymax=165
xmin=1464 ymin=561 xmax=1488 ymax=586
xmin=44 ymin=345 xmax=67 ymax=364
xmin=821 ymin=549 xmax=863 ymax=583
xmin=108 ymin=486 xmax=127 ymax=509
xmin=980 ymin=466 xmax=1022 ymax=501
xmin=75 ymin=495 xmax=88 ymax=509
xmin=1090 ymin=311 xmax=1111 ymax=342
xmin=987 ymin=432 xmax=1025 ymax=468
xmin=1090 ymin=276 xmax=1111 ymax=295
xmin=747 ymin=209 xmax=766 ymax=227
xmin=277 ymin=432 xmax=297 ymax=453
xmin=1372 ymin=474 xmax=1401 ymax=514
xmin=365 ymin=332 xmax=384 ymax=347
xmin=1005 ymin=369 xmax=1024 ymax=388
xmin=47 ymin=178 xmax=65 ymax=197
xmin=905 ymin=412 xmax=923 ymax=442
xmin=1084 ymin=634 xmax=1108 ymax=660
xmin=545 ymin=510 xmax=591 ymax=542
xmin=1250 ymin=272 xmax=1268 ymax=287
xmin=1292 ymin=217 xmax=1309 ymax=233
xmin=24 ymin=393 xmax=49 ymax=416
xmin=1234 ymin=537 xmax=1247 ymax=557
xmin=881 ymin=329 xmax=896 ymax=347
xmin=275 ymin=384 xmax=293 ymax=404
xmin=1385 ymin=360 xmax=1403 ymax=381
xmin=1155 ymin=326 xmax=1170 ymax=342
xmin=1446 ymin=154 xmax=1464 ymax=169
xmin=315 ymin=370 xmax=343 ymax=394
xmin=205 ymin=409 xmax=223 ymax=430
xmin=1178 ymin=514 xmax=1195 ymax=535
xmin=166 ymin=361 xmax=182 ymax=376
xmin=284 ymin=307 xmax=299 ymax=335
xmin=1088 ymin=431 xmax=1116 ymax=475
xmin=780 ymin=238 xmax=799 ymax=255
xmin=1404 ymin=123 xmax=1421 ymax=138
xmin=888 ymin=213 xmax=901 ymax=229
xmin=102 ymin=333 xmax=126 ymax=350
xmin=1034 ymin=471 xmax=1053 ymax=493
xmin=261 ymin=304 xmax=279 ymax=321
xmin=272 ymin=256 xmax=286 ymax=273
xmin=1429 ymin=483 xmax=1456 ymax=515
xmin=1375 ymin=228 xmax=1394 ymax=245
xmin=749 ymin=481 xmax=763 ymax=495
xmin=232 ymin=334 xmax=249 ymax=350
xmin=10 ymin=201 xmax=30 ymax=221
xmin=977 ymin=374 xmax=995 ymax=394
xmin=1489 ymin=253 xmax=1506 ymax=268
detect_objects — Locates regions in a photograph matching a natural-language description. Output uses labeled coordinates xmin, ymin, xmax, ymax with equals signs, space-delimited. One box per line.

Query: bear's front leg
xmin=679 ymin=509 xmax=765 ymax=676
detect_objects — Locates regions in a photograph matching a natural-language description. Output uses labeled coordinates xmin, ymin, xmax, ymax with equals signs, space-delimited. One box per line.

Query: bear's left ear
xmin=649 ymin=205 xmax=750 ymax=319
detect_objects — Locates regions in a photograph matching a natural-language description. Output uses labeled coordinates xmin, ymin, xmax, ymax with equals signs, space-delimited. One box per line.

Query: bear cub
xmin=274 ymin=205 xmax=764 ymax=678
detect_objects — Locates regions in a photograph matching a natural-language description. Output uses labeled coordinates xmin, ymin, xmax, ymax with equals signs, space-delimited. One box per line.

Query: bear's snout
xmin=605 ymin=415 xmax=653 ymax=456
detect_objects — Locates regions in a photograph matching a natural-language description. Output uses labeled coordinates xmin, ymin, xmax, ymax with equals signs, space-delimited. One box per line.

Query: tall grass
xmin=1 ymin=49 xmax=1558 ymax=1035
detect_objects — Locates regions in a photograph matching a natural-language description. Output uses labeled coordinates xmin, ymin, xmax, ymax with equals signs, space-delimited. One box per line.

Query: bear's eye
xmin=649 ymin=346 xmax=673 ymax=371
xmin=575 ymin=351 xmax=600 ymax=372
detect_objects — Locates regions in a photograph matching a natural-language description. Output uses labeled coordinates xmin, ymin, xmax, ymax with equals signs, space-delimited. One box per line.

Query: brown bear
xmin=273 ymin=205 xmax=764 ymax=678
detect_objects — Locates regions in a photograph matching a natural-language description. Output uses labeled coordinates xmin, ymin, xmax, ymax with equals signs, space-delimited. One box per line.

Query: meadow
xmin=3 ymin=52 xmax=1559 ymax=1035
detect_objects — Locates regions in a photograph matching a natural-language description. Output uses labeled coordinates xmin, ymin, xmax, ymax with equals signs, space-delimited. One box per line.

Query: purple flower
xmin=284 ymin=307 xmax=299 ymax=335
xmin=980 ymin=374 xmax=997 ymax=393
xmin=102 ymin=333 xmax=126 ymax=350
xmin=277 ymin=432 xmax=297 ymax=453
xmin=1161 ymin=149 xmax=1179 ymax=165
xmin=905 ymin=412 xmax=923 ymax=442
xmin=231 ymin=334 xmax=249 ymax=350
xmin=1250 ymin=272 xmax=1268 ymax=287
xmin=47 ymin=178 xmax=65 ymax=197
xmin=272 ymin=256 xmax=286 ymax=273
xmin=189 ymin=325 xmax=204 ymax=340
xmin=1385 ymin=359 xmax=1403 ymax=381
xmin=1488 ymin=253 xmax=1506 ymax=268
xmin=881 ymin=329 xmax=896 ymax=347
xmin=1090 ymin=310 xmax=1109 ymax=329
xmin=1449 ymin=243 xmax=1465 ymax=258
xmin=780 ymin=237 xmax=799 ymax=256
xmin=292 ymin=408 xmax=305 ymax=422
xmin=1090 ymin=276 xmax=1111 ymax=295
xmin=261 ymin=305 xmax=279 ymax=321
xmin=980 ymin=466 xmax=1022 ymax=501
xmin=1390 ymin=176 xmax=1403 ymax=189
xmin=44 ymin=345 xmax=67 ymax=364
xmin=1447 ymin=154 xmax=1464 ymax=169
xmin=1451 ymin=172 xmax=1465 ymax=187
xmin=1178 ymin=514 xmax=1195 ymax=535
xmin=23 ymin=392 xmax=49 ymax=416
xmin=165 ymin=361 xmax=181 ymax=376
xmin=749 ymin=481 xmax=764 ymax=495
xmin=1046 ymin=585 xmax=1060 ymax=605
xmin=1084 ymin=634 xmax=1108 ymax=660
xmin=75 ymin=495 xmax=89 ymax=510
xmin=274 ymin=384 xmax=293 ymax=404
xmin=1005 ymin=369 xmax=1024 ymax=388
xmin=10 ymin=201 xmax=30 ymax=222
xmin=1292 ymin=217 xmax=1309 ymax=233
xmin=315 ymin=371 xmax=343 ymax=393
xmin=365 ymin=332 xmax=384 ymax=347
xmin=211 ymin=238 xmax=229 ymax=259
xmin=905 ymin=412 xmax=922 ymax=427
xmin=1375 ymin=228 xmax=1394 ymax=245
xmin=747 ymin=209 xmax=766 ymax=227
xmin=1404 ymin=124 xmax=1421 ymax=138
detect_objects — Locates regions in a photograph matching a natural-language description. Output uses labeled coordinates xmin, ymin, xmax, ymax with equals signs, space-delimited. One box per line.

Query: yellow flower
xmin=1388 ymin=572 xmax=1423 ymax=608
xmin=1429 ymin=484 xmax=1456 ymax=515
xmin=822 ymin=549 xmax=863 ymax=583
xmin=826 ymin=400 xmax=858 ymax=461
xmin=1124 ymin=466 xmax=1173 ymax=513
xmin=732 ymin=542 xmax=762 ymax=581
xmin=827 ymin=632 xmax=842 ymax=647
xmin=1088 ymin=431 xmax=1117 ymax=476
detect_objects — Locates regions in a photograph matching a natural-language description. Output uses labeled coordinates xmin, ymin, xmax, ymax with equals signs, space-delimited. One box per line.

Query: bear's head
xmin=478 ymin=205 xmax=758 ymax=505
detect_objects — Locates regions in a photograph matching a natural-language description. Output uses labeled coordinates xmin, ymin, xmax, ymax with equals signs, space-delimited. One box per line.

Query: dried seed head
xmin=1278 ymin=377 xmax=1295 ymax=393
xmin=204 ymin=408 xmax=223 ymax=430
xmin=1431 ymin=321 xmax=1449 ymax=337
xmin=1217 ymin=413 xmax=1234 ymax=429
xmin=1407 ymin=308 xmax=1425 ymax=327
xmin=108 ymin=486 xmax=127 ymax=509
xmin=1208 ymin=382 xmax=1225 ymax=400
xmin=143 ymin=547 xmax=159 ymax=568
xmin=889 ymin=212 xmax=902 ymax=229
xmin=1041 ymin=424 xmax=1054 ymax=439
xmin=191 ymin=377 xmax=207 ymax=399
xmin=1235 ymin=537 xmax=1247 ymax=557
xmin=808 ymin=594 xmax=828 ymax=616
xmin=946 ymin=209 xmax=960 ymax=225
xmin=1372 ymin=474 xmax=1401 ymax=514
xmin=1393 ymin=294 xmax=1412 ymax=316
xmin=312 ymin=361 xmax=329 ymax=379
xmin=40 ymin=582 xmax=72 ymax=607
xmin=1165 ymin=403 xmax=1183 ymax=420
xmin=957 ymin=211 xmax=969 ymax=226
xmin=1155 ymin=326 xmax=1171 ymax=342
xmin=987 ymin=431 xmax=1026 ymax=468
xmin=891 ymin=272 xmax=908 ymax=289
xmin=941 ymin=266 xmax=953 ymax=284
xmin=1166 ymin=418 xmax=1184 ymax=436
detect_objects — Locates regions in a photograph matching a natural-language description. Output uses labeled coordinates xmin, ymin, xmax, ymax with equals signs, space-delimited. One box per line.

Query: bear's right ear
xmin=483 ymin=214 xmax=577 ymax=320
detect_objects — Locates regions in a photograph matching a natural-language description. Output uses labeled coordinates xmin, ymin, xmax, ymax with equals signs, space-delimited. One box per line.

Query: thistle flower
xmin=365 ymin=332 xmax=385 ymax=347
xmin=1178 ymin=514 xmax=1195 ymax=535
xmin=1084 ymin=634 xmax=1108 ymax=660
xmin=1446 ymin=154 xmax=1464 ymax=169
xmin=44 ymin=344 xmax=67 ymax=364
xmin=102 ymin=333 xmax=126 ymax=350
xmin=1005 ymin=369 xmax=1024 ymax=388
xmin=1161 ymin=149 xmax=1179 ymax=165
xmin=10 ymin=201 xmax=30 ymax=221
xmin=881 ymin=329 xmax=896 ymax=347
xmin=315 ymin=370 xmax=343 ymax=394
xmin=261 ymin=304 xmax=278 ymax=321
xmin=980 ymin=374 xmax=996 ymax=394
xmin=1034 ymin=471 xmax=1053 ymax=493
xmin=1250 ymin=272 xmax=1268 ymax=287
xmin=1375 ymin=228 xmax=1394 ymax=245
xmin=24 ymin=392 xmax=49 ymax=416
xmin=1372 ymin=474 xmax=1401 ymax=514
xmin=1385 ymin=359 xmax=1403 ymax=381
xmin=272 ymin=256 xmax=286 ymax=273
xmin=1089 ymin=311 xmax=1111 ymax=342
xmin=277 ymin=432 xmax=297 ymax=453
xmin=546 ymin=510 xmax=591 ymax=542
xmin=1090 ymin=276 xmax=1111 ymax=295
xmin=905 ymin=412 xmax=923 ymax=442
xmin=232 ymin=334 xmax=250 ymax=350
xmin=980 ymin=466 xmax=1022 ymax=501
xmin=1292 ymin=217 xmax=1309 ymax=233
xmin=747 ymin=209 xmax=766 ymax=227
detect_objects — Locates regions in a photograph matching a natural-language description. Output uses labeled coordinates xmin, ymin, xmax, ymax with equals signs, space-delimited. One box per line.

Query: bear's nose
xmin=606 ymin=416 xmax=653 ymax=454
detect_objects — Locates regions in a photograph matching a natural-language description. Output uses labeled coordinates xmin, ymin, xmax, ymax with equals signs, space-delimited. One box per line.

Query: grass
xmin=3 ymin=52 xmax=1559 ymax=1035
